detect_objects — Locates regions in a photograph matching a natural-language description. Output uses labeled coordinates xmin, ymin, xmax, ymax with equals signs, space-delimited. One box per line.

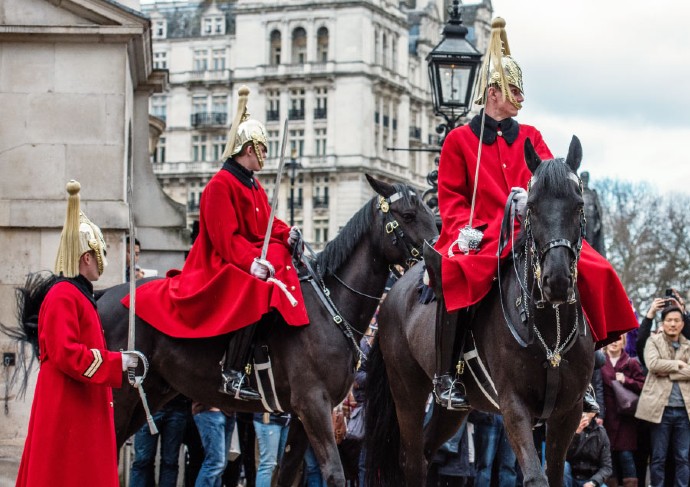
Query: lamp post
xmin=285 ymin=148 xmax=302 ymax=226
xmin=424 ymin=0 xmax=482 ymax=212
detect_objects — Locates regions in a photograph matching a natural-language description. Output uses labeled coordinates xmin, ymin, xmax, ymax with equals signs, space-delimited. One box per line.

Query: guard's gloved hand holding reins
xmin=511 ymin=187 xmax=528 ymax=220
xmin=287 ymin=226 xmax=300 ymax=249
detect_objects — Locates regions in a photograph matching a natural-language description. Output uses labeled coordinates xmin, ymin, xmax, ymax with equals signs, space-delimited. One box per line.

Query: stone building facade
xmin=0 ymin=0 xmax=188 ymax=481
xmin=145 ymin=0 xmax=492 ymax=247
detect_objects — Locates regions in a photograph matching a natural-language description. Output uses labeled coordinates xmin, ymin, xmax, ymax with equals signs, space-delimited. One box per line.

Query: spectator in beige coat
xmin=635 ymin=305 xmax=690 ymax=487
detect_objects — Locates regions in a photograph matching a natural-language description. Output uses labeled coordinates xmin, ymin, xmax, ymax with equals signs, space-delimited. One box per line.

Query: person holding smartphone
xmin=637 ymin=289 xmax=690 ymax=371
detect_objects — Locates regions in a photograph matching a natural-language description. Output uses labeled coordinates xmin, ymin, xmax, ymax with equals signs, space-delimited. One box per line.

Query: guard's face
xmin=489 ymin=84 xmax=524 ymax=119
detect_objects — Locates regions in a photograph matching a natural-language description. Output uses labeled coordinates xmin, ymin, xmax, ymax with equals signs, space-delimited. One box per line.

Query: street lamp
xmin=284 ymin=148 xmax=302 ymax=227
xmin=427 ymin=0 xmax=482 ymax=136
xmin=424 ymin=0 xmax=482 ymax=213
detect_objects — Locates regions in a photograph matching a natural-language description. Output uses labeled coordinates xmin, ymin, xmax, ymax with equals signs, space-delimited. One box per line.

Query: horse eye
xmin=402 ymin=212 xmax=415 ymax=223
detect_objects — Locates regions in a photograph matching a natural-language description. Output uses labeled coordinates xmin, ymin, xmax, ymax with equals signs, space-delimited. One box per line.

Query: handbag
xmin=332 ymin=406 xmax=347 ymax=444
xmin=610 ymin=379 xmax=639 ymax=416
xmin=346 ymin=404 xmax=365 ymax=441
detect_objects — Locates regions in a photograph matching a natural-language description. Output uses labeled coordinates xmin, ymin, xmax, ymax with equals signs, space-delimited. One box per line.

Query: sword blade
xmin=260 ymin=118 xmax=289 ymax=262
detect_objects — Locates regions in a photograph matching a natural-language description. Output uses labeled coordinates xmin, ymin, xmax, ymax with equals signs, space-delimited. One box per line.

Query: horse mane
xmin=316 ymin=182 xmax=416 ymax=277
xmin=531 ymin=158 xmax=575 ymax=198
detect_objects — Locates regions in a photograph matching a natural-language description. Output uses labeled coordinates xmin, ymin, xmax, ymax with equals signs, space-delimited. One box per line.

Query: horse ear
xmin=524 ymin=138 xmax=541 ymax=174
xmin=565 ymin=135 xmax=583 ymax=173
xmin=365 ymin=174 xmax=396 ymax=198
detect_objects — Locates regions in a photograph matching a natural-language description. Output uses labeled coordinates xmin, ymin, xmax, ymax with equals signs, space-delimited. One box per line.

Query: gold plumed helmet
xmin=474 ymin=17 xmax=524 ymax=110
xmin=54 ymin=180 xmax=108 ymax=278
xmin=221 ymin=85 xmax=268 ymax=168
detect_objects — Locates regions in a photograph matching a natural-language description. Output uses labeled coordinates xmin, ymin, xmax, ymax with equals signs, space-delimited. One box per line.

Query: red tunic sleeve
xmin=40 ymin=283 xmax=122 ymax=387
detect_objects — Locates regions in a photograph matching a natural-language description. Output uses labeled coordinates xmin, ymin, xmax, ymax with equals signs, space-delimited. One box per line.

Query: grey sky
xmin=485 ymin=0 xmax=690 ymax=194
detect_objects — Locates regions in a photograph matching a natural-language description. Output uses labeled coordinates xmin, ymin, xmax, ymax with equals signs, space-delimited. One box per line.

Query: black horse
xmin=365 ymin=137 xmax=595 ymax=486
xmin=10 ymin=174 xmax=437 ymax=487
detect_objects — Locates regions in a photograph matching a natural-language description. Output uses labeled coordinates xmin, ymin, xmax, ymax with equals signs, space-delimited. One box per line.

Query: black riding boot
xmin=433 ymin=300 xmax=470 ymax=410
xmin=219 ymin=323 xmax=261 ymax=401
xmin=423 ymin=240 xmax=469 ymax=411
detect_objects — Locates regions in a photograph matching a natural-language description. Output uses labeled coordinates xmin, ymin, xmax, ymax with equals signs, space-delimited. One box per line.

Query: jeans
xmin=254 ymin=419 xmax=289 ymax=487
xmin=564 ymin=462 xmax=608 ymax=487
xmin=194 ymin=411 xmax=235 ymax=487
xmin=611 ymin=450 xmax=636 ymax=480
xmin=130 ymin=407 xmax=188 ymax=487
xmin=474 ymin=414 xmax=517 ymax=487
xmin=650 ymin=406 xmax=690 ymax=487
xmin=304 ymin=445 xmax=327 ymax=487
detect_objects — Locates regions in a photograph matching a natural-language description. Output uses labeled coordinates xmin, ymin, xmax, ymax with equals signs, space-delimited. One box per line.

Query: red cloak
xmin=435 ymin=121 xmax=638 ymax=344
xmin=126 ymin=166 xmax=309 ymax=338
xmin=17 ymin=279 xmax=123 ymax=487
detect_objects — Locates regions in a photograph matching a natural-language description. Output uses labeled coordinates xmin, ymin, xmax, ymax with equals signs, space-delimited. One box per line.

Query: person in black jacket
xmin=564 ymin=412 xmax=613 ymax=487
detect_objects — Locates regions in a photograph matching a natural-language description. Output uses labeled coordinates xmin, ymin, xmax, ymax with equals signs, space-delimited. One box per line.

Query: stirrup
xmin=220 ymin=371 xmax=262 ymax=401
xmin=433 ymin=374 xmax=470 ymax=411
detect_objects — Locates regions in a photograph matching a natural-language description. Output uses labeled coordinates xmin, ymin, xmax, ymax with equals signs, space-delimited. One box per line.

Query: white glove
xmin=511 ymin=187 xmax=528 ymax=219
xmin=250 ymin=260 xmax=269 ymax=280
xmin=288 ymin=226 xmax=301 ymax=249
xmin=121 ymin=352 xmax=139 ymax=371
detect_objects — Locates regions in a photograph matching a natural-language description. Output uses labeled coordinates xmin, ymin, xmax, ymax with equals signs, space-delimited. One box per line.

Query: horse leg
xmin=293 ymin=392 xmax=346 ymax=487
xmin=545 ymin=408 xmax=582 ymax=487
xmin=275 ymin=419 xmax=310 ymax=487
xmin=384 ymin=345 xmax=436 ymax=485
xmin=502 ymin=403 xmax=549 ymax=486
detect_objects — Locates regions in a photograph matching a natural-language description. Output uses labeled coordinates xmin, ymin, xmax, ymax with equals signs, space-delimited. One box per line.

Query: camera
xmin=665 ymin=288 xmax=675 ymax=298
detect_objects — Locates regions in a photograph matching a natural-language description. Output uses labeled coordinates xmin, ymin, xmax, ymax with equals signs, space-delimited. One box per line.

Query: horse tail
xmin=0 ymin=271 xmax=58 ymax=397
xmin=364 ymin=337 xmax=403 ymax=486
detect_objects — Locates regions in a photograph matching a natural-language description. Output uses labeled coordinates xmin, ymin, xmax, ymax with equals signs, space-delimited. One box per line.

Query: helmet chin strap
xmin=252 ymin=140 xmax=265 ymax=169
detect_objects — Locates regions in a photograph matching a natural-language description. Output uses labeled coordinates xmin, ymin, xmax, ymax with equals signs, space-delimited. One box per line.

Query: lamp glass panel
xmin=438 ymin=63 xmax=471 ymax=107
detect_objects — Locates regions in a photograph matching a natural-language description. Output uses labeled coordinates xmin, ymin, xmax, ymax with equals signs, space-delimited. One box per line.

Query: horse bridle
xmin=377 ymin=192 xmax=422 ymax=267
xmin=524 ymin=172 xmax=587 ymax=308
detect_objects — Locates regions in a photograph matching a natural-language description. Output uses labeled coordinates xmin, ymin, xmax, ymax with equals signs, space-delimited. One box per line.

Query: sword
xmin=254 ymin=118 xmax=298 ymax=307
xmin=259 ymin=118 xmax=289 ymax=264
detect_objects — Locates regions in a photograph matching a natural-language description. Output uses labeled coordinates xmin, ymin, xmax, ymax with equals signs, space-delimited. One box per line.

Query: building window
xmin=314 ymin=87 xmax=327 ymax=119
xmin=382 ymin=33 xmax=389 ymax=69
xmin=316 ymin=27 xmax=329 ymax=62
xmin=192 ymin=95 xmax=207 ymax=115
xmin=153 ymin=137 xmax=166 ymax=163
xmin=202 ymin=16 xmax=225 ymax=36
xmin=193 ymin=50 xmax=208 ymax=71
xmin=211 ymin=94 xmax=227 ymax=116
xmin=153 ymin=20 xmax=167 ymax=39
xmin=314 ymin=218 xmax=329 ymax=243
xmin=315 ymin=128 xmax=327 ymax=156
xmin=374 ymin=28 xmax=380 ymax=65
xmin=270 ymin=30 xmax=282 ymax=65
xmin=313 ymin=177 xmax=329 ymax=208
xmin=289 ymin=88 xmax=305 ymax=120
xmin=267 ymin=130 xmax=280 ymax=158
xmin=292 ymin=27 xmax=307 ymax=64
xmin=153 ymin=51 xmax=168 ymax=69
xmin=212 ymin=49 xmax=226 ymax=70
xmin=212 ymin=135 xmax=225 ymax=161
xmin=192 ymin=135 xmax=208 ymax=161
xmin=151 ymin=95 xmax=167 ymax=121
xmin=266 ymin=90 xmax=280 ymax=122
xmin=289 ymin=129 xmax=304 ymax=156
xmin=391 ymin=34 xmax=398 ymax=71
